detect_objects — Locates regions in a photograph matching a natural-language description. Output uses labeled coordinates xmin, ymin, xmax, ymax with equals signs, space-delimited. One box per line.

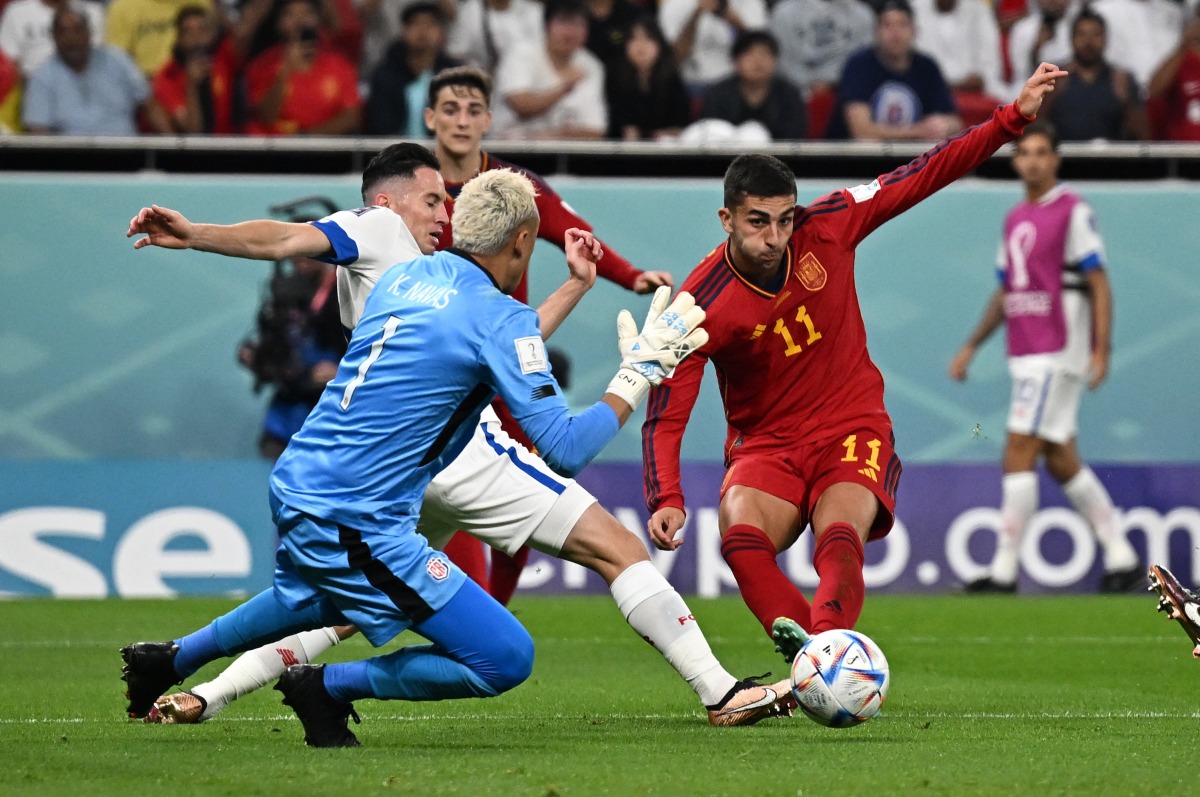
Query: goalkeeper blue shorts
xmin=270 ymin=492 xmax=467 ymax=647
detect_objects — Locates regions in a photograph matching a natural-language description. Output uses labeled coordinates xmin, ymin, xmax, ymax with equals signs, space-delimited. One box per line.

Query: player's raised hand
xmin=1016 ymin=63 xmax=1069 ymax=119
xmin=127 ymin=204 xmax=194 ymax=250
xmin=563 ymin=227 xmax=600 ymax=288
xmin=648 ymin=506 xmax=687 ymax=551
xmin=606 ymin=287 xmax=709 ymax=410
xmin=632 ymin=270 xmax=675 ymax=294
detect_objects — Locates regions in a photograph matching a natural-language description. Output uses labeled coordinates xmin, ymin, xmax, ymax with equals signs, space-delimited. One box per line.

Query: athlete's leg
xmin=321 ymin=576 xmax=533 ymax=703
xmin=554 ymin=503 xmax=789 ymax=725
xmin=1046 ymin=439 xmax=1141 ymax=585
xmin=718 ymin=485 xmax=810 ymax=636
xmin=488 ymin=545 xmax=531 ymax=606
xmin=808 ymin=483 xmax=875 ymax=634
xmin=979 ymin=432 xmax=1045 ymax=587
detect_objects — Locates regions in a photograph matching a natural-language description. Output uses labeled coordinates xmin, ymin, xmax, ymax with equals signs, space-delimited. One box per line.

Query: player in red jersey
xmin=642 ymin=63 xmax=1069 ymax=663
xmin=425 ymin=64 xmax=675 ymax=604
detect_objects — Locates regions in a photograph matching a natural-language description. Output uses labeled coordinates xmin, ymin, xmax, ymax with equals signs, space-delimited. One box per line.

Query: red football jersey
xmin=438 ymin=153 xmax=643 ymax=305
xmin=643 ymin=103 xmax=1032 ymax=513
xmin=244 ymin=45 xmax=360 ymax=136
xmin=1163 ymin=50 xmax=1200 ymax=142
xmin=152 ymin=38 xmax=240 ymax=134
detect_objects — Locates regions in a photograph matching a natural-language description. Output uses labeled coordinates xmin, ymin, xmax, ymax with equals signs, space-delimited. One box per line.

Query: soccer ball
xmin=789 ymin=629 xmax=890 ymax=728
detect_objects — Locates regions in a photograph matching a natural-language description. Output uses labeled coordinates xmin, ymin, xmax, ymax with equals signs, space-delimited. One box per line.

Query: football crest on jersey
xmin=426 ymin=554 xmax=451 ymax=581
xmin=796 ymin=251 xmax=827 ymax=292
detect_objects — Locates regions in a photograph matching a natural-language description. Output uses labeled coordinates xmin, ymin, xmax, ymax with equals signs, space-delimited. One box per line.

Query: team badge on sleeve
xmin=514 ymin=336 xmax=548 ymax=374
xmin=849 ymin=179 xmax=881 ymax=203
xmin=426 ymin=554 xmax=450 ymax=581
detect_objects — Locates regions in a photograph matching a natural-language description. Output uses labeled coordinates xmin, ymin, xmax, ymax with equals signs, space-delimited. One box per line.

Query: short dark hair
xmin=174 ymin=5 xmax=210 ymax=29
xmin=1072 ymin=6 xmax=1106 ymax=35
xmin=401 ymin=1 xmax=443 ymax=27
xmin=1018 ymin=121 xmax=1060 ymax=151
xmin=732 ymin=29 xmax=777 ymax=59
xmin=723 ymin=154 xmax=796 ymax=209
xmin=544 ymin=0 xmax=588 ymax=27
xmin=428 ymin=65 xmax=493 ymax=109
xmin=360 ymin=143 xmax=441 ymax=203
xmin=876 ymin=0 xmax=913 ymax=20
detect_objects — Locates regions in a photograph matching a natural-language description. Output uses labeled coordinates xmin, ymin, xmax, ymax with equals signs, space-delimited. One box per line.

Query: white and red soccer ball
xmin=789 ymin=629 xmax=890 ymax=728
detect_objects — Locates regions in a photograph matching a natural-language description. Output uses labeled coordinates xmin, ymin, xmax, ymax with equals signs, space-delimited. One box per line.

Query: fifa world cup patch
xmin=514 ymin=336 xmax=548 ymax=374
xmin=796 ymin=251 xmax=828 ymax=292
xmin=426 ymin=554 xmax=450 ymax=581
xmin=849 ymin=179 xmax=881 ymax=203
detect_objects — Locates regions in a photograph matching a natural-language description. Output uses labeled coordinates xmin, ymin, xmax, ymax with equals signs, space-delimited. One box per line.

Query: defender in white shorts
xmin=128 ymin=143 xmax=792 ymax=727
xmin=948 ymin=123 xmax=1141 ymax=593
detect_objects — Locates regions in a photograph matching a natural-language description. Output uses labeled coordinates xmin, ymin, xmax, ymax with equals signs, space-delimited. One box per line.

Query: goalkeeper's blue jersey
xmin=270 ymin=248 xmax=619 ymax=532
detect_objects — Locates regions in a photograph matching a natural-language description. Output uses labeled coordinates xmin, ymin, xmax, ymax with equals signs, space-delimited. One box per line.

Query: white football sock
xmin=609 ymin=560 xmax=738 ymax=706
xmin=1062 ymin=466 xmax=1139 ymax=571
xmin=992 ymin=471 xmax=1038 ymax=585
xmin=192 ymin=627 xmax=341 ymax=720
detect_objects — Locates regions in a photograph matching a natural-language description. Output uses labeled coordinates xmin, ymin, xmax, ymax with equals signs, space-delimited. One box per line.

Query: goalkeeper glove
xmin=606 ymin=286 xmax=709 ymax=410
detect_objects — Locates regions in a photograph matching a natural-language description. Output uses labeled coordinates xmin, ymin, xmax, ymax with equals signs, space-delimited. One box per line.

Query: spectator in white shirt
xmin=1090 ymin=0 xmax=1182 ymax=90
xmin=658 ymin=0 xmax=766 ymax=92
xmin=446 ymin=0 xmax=543 ymax=72
xmin=0 ymin=0 xmax=103 ymax=78
xmin=1006 ymin=0 xmax=1081 ymax=96
xmin=911 ymin=0 xmax=1007 ymax=121
xmin=490 ymin=0 xmax=606 ymax=139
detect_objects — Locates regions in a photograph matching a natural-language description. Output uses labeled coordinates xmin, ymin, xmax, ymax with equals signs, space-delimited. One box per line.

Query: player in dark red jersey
xmin=425 ymin=64 xmax=675 ymax=603
xmin=642 ymin=63 xmax=1069 ymax=662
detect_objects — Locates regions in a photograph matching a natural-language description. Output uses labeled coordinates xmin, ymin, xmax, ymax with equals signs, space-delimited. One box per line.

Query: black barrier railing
xmin=3 ymin=134 xmax=1200 ymax=180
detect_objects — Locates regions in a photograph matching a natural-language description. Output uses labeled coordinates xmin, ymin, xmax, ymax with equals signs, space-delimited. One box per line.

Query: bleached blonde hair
xmin=451 ymin=169 xmax=540 ymax=255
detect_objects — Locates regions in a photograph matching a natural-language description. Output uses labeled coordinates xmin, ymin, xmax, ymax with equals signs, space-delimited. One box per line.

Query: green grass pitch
xmin=0 ymin=594 xmax=1194 ymax=796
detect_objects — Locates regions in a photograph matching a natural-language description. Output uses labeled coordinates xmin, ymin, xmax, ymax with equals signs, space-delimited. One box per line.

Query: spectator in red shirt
xmin=1147 ymin=12 xmax=1200 ymax=141
xmin=244 ymin=0 xmax=360 ymax=135
xmin=152 ymin=7 xmax=240 ymax=134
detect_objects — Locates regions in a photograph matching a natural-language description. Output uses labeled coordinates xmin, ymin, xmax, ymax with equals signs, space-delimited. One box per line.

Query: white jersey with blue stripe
xmin=270 ymin=249 xmax=618 ymax=532
xmin=310 ymin=206 xmax=423 ymax=331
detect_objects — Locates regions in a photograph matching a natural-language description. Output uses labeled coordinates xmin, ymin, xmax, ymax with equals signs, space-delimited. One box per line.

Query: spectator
xmin=1147 ymin=12 xmax=1200 ymax=141
xmin=584 ymin=0 xmax=639 ymax=72
xmin=0 ymin=0 xmax=104 ymax=78
xmin=768 ymin=0 xmax=873 ymax=99
xmin=827 ymin=0 xmax=960 ymax=140
xmin=491 ymin=0 xmax=606 ymax=139
xmin=658 ymin=0 xmax=767 ymax=93
xmin=358 ymin=0 xmax=455 ymax=78
xmin=911 ymin=0 xmax=1008 ymax=121
xmin=1041 ymin=8 xmax=1148 ymax=140
xmin=23 ymin=5 xmax=172 ymax=133
xmin=243 ymin=0 xmax=360 ymax=135
xmin=1006 ymin=0 xmax=1081 ymax=94
xmin=0 ymin=46 xmax=18 ymax=130
xmin=697 ymin=29 xmax=806 ymax=140
xmin=446 ymin=0 xmax=543 ymax=72
xmin=105 ymin=0 xmax=213 ymax=77
xmin=1090 ymin=0 xmax=1182 ymax=90
xmin=151 ymin=6 xmax=240 ymax=133
xmin=604 ymin=14 xmax=691 ymax=140
xmin=365 ymin=1 xmax=459 ymax=136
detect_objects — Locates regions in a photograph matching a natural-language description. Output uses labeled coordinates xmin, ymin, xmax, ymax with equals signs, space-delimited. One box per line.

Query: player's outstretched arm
xmin=949 ymin=288 xmax=1005 ymax=382
xmin=632 ymin=270 xmax=675 ymax=294
xmin=536 ymin=227 xmax=600 ymax=340
xmin=1085 ymin=268 xmax=1112 ymax=390
xmin=1015 ymin=62 xmax=1070 ymax=120
xmin=127 ymin=204 xmax=333 ymax=262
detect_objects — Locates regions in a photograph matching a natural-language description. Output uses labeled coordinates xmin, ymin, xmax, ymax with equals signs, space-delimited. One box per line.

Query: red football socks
xmin=810 ymin=522 xmax=865 ymax=633
xmin=720 ymin=523 xmax=812 ymax=636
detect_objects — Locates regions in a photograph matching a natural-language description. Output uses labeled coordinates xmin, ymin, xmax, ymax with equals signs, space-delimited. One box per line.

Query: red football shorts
xmin=719 ymin=425 xmax=902 ymax=540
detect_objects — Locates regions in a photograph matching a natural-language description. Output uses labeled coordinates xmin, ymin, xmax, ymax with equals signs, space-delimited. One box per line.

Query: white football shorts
xmin=417 ymin=407 xmax=597 ymax=556
xmin=1006 ymin=360 xmax=1084 ymax=444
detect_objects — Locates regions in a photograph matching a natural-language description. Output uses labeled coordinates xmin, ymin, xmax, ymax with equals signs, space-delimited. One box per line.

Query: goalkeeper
xmin=121 ymin=169 xmax=793 ymax=747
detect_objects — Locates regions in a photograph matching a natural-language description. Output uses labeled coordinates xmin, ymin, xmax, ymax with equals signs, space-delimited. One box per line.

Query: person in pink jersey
xmin=949 ymin=121 xmax=1142 ymax=594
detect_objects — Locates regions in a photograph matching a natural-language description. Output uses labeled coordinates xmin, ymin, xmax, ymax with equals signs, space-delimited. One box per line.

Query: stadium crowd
xmin=2 ymin=0 xmax=1199 ymax=139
